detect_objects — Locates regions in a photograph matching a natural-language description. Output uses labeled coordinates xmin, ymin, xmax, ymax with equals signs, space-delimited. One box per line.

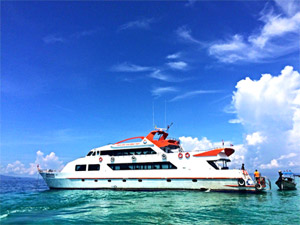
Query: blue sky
xmin=1 ymin=0 xmax=300 ymax=175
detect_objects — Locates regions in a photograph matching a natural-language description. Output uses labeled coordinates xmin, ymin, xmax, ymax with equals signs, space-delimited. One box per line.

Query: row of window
xmin=75 ymin=164 xmax=100 ymax=171
xmin=80 ymin=179 xmax=198 ymax=182
xmin=107 ymin=162 xmax=177 ymax=170
xmin=100 ymin=148 xmax=157 ymax=156
xmin=87 ymin=151 xmax=100 ymax=156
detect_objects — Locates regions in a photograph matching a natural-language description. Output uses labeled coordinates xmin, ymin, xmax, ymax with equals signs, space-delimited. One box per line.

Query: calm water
xmin=0 ymin=176 xmax=299 ymax=224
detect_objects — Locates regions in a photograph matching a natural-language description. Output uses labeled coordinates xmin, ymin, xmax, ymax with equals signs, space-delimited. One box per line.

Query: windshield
xmin=87 ymin=151 xmax=93 ymax=156
xmin=207 ymin=159 xmax=230 ymax=170
xmin=215 ymin=159 xmax=230 ymax=170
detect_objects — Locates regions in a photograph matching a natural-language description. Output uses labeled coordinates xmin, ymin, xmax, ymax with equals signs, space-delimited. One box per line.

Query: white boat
xmin=39 ymin=129 xmax=269 ymax=192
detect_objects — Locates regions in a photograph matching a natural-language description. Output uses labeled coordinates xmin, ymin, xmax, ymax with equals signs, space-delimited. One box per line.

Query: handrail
xmin=114 ymin=136 xmax=144 ymax=144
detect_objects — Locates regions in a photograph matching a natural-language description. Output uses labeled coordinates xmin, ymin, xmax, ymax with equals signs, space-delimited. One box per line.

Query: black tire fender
xmin=255 ymin=183 xmax=262 ymax=190
xmin=238 ymin=178 xmax=245 ymax=186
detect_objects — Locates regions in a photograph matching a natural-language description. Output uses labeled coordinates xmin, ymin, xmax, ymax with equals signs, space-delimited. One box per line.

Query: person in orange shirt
xmin=254 ymin=169 xmax=260 ymax=183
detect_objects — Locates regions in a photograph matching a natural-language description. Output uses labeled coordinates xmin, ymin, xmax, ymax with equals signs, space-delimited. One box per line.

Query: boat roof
xmin=113 ymin=130 xmax=180 ymax=148
xmin=283 ymin=172 xmax=294 ymax=175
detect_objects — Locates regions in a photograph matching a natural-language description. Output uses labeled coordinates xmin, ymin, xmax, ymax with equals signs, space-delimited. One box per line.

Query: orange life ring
xmin=99 ymin=157 xmax=103 ymax=162
xmin=178 ymin=153 xmax=183 ymax=158
xmin=185 ymin=152 xmax=190 ymax=158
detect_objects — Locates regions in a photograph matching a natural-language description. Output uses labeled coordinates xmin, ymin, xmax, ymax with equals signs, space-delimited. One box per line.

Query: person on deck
xmin=254 ymin=169 xmax=260 ymax=183
xmin=241 ymin=163 xmax=245 ymax=170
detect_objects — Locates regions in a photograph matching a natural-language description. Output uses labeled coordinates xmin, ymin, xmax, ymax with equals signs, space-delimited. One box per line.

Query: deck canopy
xmin=145 ymin=130 xmax=180 ymax=148
xmin=193 ymin=148 xmax=234 ymax=157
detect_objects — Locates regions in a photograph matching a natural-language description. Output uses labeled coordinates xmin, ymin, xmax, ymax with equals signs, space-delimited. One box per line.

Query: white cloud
xmin=70 ymin=29 xmax=99 ymax=39
xmin=278 ymin=153 xmax=297 ymax=160
xmin=232 ymin=66 xmax=300 ymax=171
xmin=43 ymin=35 xmax=65 ymax=44
xmin=228 ymin=118 xmax=241 ymax=124
xmin=149 ymin=70 xmax=172 ymax=82
xmin=43 ymin=28 xmax=99 ymax=44
xmin=166 ymin=52 xmax=181 ymax=59
xmin=208 ymin=2 xmax=300 ymax=63
xmin=119 ymin=18 xmax=154 ymax=31
xmin=248 ymin=12 xmax=300 ymax=48
xmin=0 ymin=151 xmax=64 ymax=176
xmin=179 ymin=136 xmax=214 ymax=151
xmin=167 ymin=61 xmax=188 ymax=70
xmin=260 ymin=159 xmax=280 ymax=169
xmin=176 ymin=26 xmax=201 ymax=44
xmin=170 ymin=90 xmax=221 ymax=102
xmin=246 ymin=132 xmax=266 ymax=146
xmin=151 ymin=87 xmax=178 ymax=97
xmin=111 ymin=62 xmax=154 ymax=72
xmin=274 ymin=0 xmax=300 ymax=16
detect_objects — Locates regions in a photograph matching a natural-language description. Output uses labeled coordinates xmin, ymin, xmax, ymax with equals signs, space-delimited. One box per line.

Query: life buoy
xmin=255 ymin=183 xmax=263 ymax=190
xmin=178 ymin=153 xmax=183 ymax=158
xmin=185 ymin=152 xmax=190 ymax=158
xmin=99 ymin=157 xmax=103 ymax=162
xmin=111 ymin=157 xmax=115 ymax=162
xmin=238 ymin=178 xmax=245 ymax=186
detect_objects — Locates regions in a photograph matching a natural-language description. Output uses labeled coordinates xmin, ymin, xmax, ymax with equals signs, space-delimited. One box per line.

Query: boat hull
xmin=40 ymin=173 xmax=259 ymax=192
xmin=276 ymin=180 xmax=297 ymax=190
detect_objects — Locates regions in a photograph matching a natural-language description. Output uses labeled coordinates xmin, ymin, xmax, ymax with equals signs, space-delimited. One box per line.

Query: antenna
xmin=167 ymin=122 xmax=173 ymax=131
xmin=152 ymin=102 xmax=155 ymax=128
xmin=164 ymin=99 xmax=167 ymax=128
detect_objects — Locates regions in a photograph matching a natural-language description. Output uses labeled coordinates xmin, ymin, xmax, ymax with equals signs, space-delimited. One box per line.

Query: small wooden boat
xmin=275 ymin=171 xmax=297 ymax=190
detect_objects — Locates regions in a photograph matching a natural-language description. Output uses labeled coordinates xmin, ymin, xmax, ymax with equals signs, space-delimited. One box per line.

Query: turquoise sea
xmin=0 ymin=175 xmax=299 ymax=224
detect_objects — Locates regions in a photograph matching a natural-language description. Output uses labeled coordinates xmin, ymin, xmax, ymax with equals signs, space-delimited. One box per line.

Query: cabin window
xmin=75 ymin=165 xmax=86 ymax=171
xmin=108 ymin=180 xmax=111 ymax=182
xmin=162 ymin=164 xmax=168 ymax=169
xmin=108 ymin=162 xmax=177 ymax=171
xmin=207 ymin=161 xmax=219 ymax=170
xmin=100 ymin=148 xmax=157 ymax=156
xmin=138 ymin=179 xmax=142 ymax=182
xmin=215 ymin=159 xmax=230 ymax=170
xmin=87 ymin=151 xmax=93 ymax=156
xmin=81 ymin=179 xmax=85 ymax=182
xmin=167 ymin=179 xmax=171 ymax=182
xmin=154 ymin=164 xmax=160 ymax=169
xmin=92 ymin=152 xmax=96 ymax=156
xmin=88 ymin=164 xmax=100 ymax=171
xmin=123 ymin=179 xmax=126 ymax=182
xmin=160 ymin=145 xmax=179 ymax=153
xmin=97 ymin=151 xmax=100 ymax=155
xmin=95 ymin=180 xmax=98 ymax=182
xmin=192 ymin=179 xmax=197 ymax=182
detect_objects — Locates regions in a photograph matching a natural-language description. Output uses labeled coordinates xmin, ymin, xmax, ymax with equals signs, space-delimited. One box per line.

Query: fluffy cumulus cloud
xmin=0 ymin=151 xmax=64 ymax=176
xmin=208 ymin=1 xmax=300 ymax=63
xmin=246 ymin=132 xmax=266 ymax=146
xmin=179 ymin=136 xmax=214 ymax=151
xmin=232 ymin=66 xmax=300 ymax=170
